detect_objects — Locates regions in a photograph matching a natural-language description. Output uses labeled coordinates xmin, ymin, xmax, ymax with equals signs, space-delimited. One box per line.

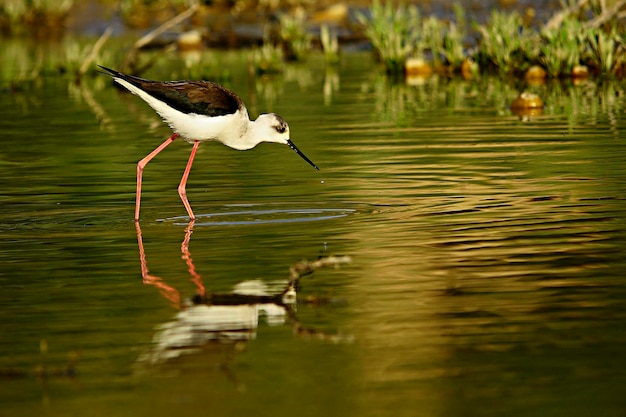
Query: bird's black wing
xmin=98 ymin=65 xmax=242 ymax=117
xmin=143 ymin=81 xmax=242 ymax=117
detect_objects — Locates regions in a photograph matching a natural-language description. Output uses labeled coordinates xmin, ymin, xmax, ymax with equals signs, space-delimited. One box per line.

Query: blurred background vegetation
xmin=0 ymin=0 xmax=624 ymax=93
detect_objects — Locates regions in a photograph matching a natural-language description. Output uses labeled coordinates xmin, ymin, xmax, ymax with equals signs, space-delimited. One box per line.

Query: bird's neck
xmin=220 ymin=115 xmax=258 ymax=150
xmin=241 ymin=120 xmax=262 ymax=149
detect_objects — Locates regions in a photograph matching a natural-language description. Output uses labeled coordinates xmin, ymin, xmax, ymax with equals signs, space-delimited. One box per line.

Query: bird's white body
xmin=114 ymin=78 xmax=272 ymax=150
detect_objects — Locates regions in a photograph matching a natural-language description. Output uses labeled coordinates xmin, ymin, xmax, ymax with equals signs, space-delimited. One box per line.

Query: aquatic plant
xmin=0 ymin=33 xmax=118 ymax=90
xmin=253 ymin=43 xmax=285 ymax=74
xmin=1 ymin=0 xmax=74 ymax=35
xmin=539 ymin=17 xmax=583 ymax=77
xmin=410 ymin=3 xmax=469 ymax=72
xmin=320 ymin=24 xmax=340 ymax=65
xmin=278 ymin=10 xmax=312 ymax=61
xmin=441 ymin=3 xmax=467 ymax=69
xmin=542 ymin=0 xmax=625 ymax=76
xmin=356 ymin=0 xmax=420 ymax=74
xmin=616 ymin=35 xmax=626 ymax=76
xmin=119 ymin=0 xmax=193 ymax=28
xmin=585 ymin=25 xmax=618 ymax=75
xmin=474 ymin=10 xmax=533 ymax=75
xmin=421 ymin=16 xmax=443 ymax=67
xmin=353 ymin=0 xmax=625 ymax=80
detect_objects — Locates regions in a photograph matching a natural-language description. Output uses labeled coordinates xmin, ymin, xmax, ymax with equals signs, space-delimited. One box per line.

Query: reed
xmin=539 ymin=17 xmax=583 ymax=77
xmin=253 ymin=43 xmax=285 ymax=74
xmin=585 ymin=25 xmax=618 ymax=75
xmin=356 ymin=0 xmax=420 ymax=74
xmin=441 ymin=3 xmax=467 ymax=69
xmin=118 ymin=0 xmax=192 ymax=28
xmin=422 ymin=16 xmax=443 ymax=67
xmin=2 ymin=0 xmax=74 ymax=35
xmin=320 ymin=24 xmax=340 ymax=65
xmin=474 ymin=10 xmax=533 ymax=75
xmin=278 ymin=10 xmax=312 ymax=61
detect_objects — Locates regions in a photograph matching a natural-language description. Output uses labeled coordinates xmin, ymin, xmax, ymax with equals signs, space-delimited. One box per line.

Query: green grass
xmin=320 ymin=24 xmax=340 ymax=65
xmin=278 ymin=10 xmax=313 ymax=62
xmin=356 ymin=0 xmax=421 ymax=74
xmin=356 ymin=0 xmax=625 ymax=79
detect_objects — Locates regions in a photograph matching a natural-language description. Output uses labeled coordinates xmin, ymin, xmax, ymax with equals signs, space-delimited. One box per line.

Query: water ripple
xmin=160 ymin=206 xmax=358 ymax=226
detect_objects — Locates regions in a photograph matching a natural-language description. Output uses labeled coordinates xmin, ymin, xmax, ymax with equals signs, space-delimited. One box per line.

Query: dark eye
xmin=275 ymin=125 xmax=286 ymax=134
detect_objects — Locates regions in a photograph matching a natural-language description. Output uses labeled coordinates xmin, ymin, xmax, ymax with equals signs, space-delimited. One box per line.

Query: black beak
xmin=287 ymin=139 xmax=319 ymax=170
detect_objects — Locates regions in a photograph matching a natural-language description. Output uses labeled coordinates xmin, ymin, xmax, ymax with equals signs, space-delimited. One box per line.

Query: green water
xmin=1 ymin=48 xmax=626 ymax=417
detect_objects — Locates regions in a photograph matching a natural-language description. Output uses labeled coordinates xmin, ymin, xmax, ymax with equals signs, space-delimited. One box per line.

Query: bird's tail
xmin=96 ymin=65 xmax=150 ymax=91
xmin=96 ymin=65 xmax=122 ymax=78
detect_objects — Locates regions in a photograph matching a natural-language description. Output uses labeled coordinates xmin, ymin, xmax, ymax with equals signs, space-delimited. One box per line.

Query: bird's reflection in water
xmin=134 ymin=221 xmax=352 ymax=370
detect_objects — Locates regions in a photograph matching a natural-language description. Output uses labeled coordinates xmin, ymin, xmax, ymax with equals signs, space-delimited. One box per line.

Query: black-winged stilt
xmin=98 ymin=65 xmax=318 ymax=221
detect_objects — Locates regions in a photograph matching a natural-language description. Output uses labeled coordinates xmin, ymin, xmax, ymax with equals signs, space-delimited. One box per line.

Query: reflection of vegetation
xmin=0 ymin=339 xmax=80 ymax=382
xmin=253 ymin=43 xmax=285 ymax=75
xmin=0 ymin=36 xmax=116 ymax=89
xmin=364 ymin=72 xmax=625 ymax=128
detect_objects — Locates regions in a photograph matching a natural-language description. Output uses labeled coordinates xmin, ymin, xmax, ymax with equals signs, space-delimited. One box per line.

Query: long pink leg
xmin=178 ymin=140 xmax=200 ymax=221
xmin=135 ymin=133 xmax=179 ymax=221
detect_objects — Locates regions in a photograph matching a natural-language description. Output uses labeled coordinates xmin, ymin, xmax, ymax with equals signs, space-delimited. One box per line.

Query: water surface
xmin=1 ymin=50 xmax=626 ymax=416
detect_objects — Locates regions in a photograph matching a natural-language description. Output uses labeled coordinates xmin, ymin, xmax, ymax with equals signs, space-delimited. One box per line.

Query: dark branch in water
xmin=289 ymin=255 xmax=353 ymax=283
xmin=190 ymin=255 xmax=352 ymax=307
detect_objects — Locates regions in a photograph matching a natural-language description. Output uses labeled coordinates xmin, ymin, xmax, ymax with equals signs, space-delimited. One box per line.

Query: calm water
xmin=1 ymin=49 xmax=626 ymax=417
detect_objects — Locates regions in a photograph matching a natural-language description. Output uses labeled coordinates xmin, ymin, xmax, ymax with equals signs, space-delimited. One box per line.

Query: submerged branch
xmin=190 ymin=255 xmax=352 ymax=307
xmin=288 ymin=255 xmax=353 ymax=283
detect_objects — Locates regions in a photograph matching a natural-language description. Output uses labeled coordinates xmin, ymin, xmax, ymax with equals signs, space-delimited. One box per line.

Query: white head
xmin=252 ymin=113 xmax=319 ymax=170
xmin=253 ymin=113 xmax=291 ymax=145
